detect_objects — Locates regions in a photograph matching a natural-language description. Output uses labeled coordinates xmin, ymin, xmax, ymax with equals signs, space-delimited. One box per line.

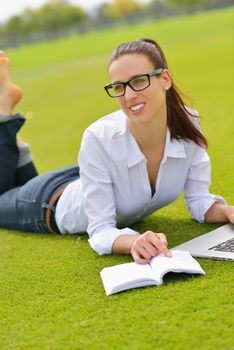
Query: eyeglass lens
xmin=109 ymin=75 xmax=150 ymax=97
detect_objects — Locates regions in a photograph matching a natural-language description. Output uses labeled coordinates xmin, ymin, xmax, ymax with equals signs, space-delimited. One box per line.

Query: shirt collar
xmin=127 ymin=132 xmax=145 ymax=167
xmin=95 ymin=110 xmax=186 ymax=167
xmin=164 ymin=128 xmax=186 ymax=159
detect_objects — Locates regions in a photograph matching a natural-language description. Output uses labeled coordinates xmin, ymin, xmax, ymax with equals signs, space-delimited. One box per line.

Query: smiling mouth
xmin=129 ymin=103 xmax=145 ymax=112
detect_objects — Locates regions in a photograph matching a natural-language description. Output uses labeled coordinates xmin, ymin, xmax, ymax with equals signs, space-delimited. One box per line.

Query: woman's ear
xmin=161 ymin=69 xmax=172 ymax=90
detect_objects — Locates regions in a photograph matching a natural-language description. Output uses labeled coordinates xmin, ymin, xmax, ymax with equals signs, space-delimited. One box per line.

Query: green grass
xmin=1 ymin=7 xmax=234 ymax=350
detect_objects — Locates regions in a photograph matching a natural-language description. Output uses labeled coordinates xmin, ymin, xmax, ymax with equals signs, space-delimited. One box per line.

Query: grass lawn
xmin=1 ymin=7 xmax=234 ymax=350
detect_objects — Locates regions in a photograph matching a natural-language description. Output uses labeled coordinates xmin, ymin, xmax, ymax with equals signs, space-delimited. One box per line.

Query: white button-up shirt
xmin=55 ymin=110 xmax=225 ymax=255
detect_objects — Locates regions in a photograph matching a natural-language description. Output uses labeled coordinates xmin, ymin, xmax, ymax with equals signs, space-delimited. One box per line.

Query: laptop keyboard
xmin=208 ymin=238 xmax=234 ymax=253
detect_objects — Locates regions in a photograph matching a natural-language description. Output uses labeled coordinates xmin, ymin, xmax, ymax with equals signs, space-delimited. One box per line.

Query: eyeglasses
xmin=104 ymin=68 xmax=163 ymax=98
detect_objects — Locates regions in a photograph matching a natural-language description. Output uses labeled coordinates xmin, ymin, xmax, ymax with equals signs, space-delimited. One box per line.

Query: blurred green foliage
xmin=0 ymin=0 xmax=233 ymax=49
xmin=2 ymin=0 xmax=87 ymax=39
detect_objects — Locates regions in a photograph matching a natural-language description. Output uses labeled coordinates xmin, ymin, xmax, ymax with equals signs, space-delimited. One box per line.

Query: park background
xmin=0 ymin=1 xmax=234 ymax=349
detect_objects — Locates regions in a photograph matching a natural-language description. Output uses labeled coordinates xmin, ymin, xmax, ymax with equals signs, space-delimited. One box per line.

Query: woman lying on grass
xmin=0 ymin=39 xmax=233 ymax=264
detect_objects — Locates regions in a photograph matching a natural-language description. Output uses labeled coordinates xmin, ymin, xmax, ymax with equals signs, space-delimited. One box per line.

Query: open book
xmin=100 ymin=250 xmax=205 ymax=296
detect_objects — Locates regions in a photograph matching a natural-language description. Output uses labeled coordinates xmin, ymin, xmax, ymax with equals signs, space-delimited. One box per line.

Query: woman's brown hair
xmin=108 ymin=38 xmax=207 ymax=148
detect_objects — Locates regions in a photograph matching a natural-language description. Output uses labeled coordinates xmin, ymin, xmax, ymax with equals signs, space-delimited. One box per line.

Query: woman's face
xmin=108 ymin=53 xmax=171 ymax=126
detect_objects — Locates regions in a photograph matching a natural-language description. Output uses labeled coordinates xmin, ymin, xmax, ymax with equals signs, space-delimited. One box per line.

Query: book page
xmin=149 ymin=250 xmax=205 ymax=284
xmin=100 ymin=261 xmax=158 ymax=296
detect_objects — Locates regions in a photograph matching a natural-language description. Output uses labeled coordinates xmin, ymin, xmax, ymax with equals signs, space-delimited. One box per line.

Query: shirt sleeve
xmin=184 ymin=145 xmax=226 ymax=222
xmin=78 ymin=130 xmax=139 ymax=255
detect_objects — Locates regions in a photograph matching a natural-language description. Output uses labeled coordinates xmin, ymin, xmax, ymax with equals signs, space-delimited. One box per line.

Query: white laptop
xmin=172 ymin=223 xmax=234 ymax=260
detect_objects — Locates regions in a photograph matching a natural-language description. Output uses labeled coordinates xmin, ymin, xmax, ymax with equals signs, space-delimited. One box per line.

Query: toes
xmin=0 ymin=50 xmax=11 ymax=66
xmin=0 ymin=51 xmax=10 ymax=66
xmin=0 ymin=56 xmax=10 ymax=66
xmin=0 ymin=57 xmax=10 ymax=66
xmin=0 ymin=51 xmax=7 ymax=57
xmin=0 ymin=57 xmax=11 ymax=80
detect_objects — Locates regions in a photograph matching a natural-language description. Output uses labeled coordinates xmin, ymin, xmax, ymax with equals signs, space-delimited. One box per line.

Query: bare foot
xmin=0 ymin=51 xmax=23 ymax=116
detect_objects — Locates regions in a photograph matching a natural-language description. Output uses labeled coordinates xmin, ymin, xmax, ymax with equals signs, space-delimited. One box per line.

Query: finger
xmin=155 ymin=233 xmax=168 ymax=246
xmin=150 ymin=236 xmax=171 ymax=257
xmin=131 ymin=249 xmax=150 ymax=265
xmin=141 ymin=240 xmax=159 ymax=257
xmin=137 ymin=245 xmax=152 ymax=260
xmin=132 ymin=244 xmax=152 ymax=261
xmin=134 ymin=237 xmax=158 ymax=259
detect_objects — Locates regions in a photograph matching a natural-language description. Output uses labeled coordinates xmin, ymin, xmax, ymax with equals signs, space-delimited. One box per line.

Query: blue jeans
xmin=0 ymin=116 xmax=79 ymax=233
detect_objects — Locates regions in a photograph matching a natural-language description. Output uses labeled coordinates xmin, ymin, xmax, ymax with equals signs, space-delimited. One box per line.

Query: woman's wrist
xmin=112 ymin=234 xmax=139 ymax=255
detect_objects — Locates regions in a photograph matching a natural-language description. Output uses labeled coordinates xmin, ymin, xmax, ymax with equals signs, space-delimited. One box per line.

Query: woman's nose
xmin=125 ymin=85 xmax=138 ymax=100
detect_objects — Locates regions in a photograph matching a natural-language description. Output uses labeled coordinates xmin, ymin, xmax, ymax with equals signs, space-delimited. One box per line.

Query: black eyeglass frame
xmin=104 ymin=68 xmax=164 ymax=98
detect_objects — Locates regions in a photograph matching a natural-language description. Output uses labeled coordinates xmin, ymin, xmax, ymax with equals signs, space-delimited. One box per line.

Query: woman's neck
xmin=129 ymin=118 xmax=167 ymax=154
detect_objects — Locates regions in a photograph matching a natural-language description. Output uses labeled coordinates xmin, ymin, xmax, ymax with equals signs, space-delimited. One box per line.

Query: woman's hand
xmin=131 ymin=230 xmax=171 ymax=264
xmin=225 ymin=206 xmax=234 ymax=224
xmin=205 ymin=203 xmax=234 ymax=223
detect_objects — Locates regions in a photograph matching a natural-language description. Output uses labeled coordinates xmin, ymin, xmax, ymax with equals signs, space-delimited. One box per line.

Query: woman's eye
xmin=113 ymin=84 xmax=124 ymax=93
xmin=132 ymin=76 xmax=148 ymax=88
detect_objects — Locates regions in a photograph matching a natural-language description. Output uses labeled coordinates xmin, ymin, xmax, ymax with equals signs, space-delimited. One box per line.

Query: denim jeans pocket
xmin=16 ymin=197 xmax=47 ymax=232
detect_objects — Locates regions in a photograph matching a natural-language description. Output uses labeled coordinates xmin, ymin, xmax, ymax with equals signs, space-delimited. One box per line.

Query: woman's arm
xmin=184 ymin=145 xmax=227 ymax=223
xmin=184 ymin=144 xmax=234 ymax=224
xmin=204 ymin=203 xmax=234 ymax=223
xmin=79 ymin=130 xmax=140 ymax=255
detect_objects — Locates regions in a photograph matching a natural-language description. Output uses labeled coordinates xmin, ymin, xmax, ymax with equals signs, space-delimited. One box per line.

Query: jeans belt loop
xmin=45 ymin=186 xmax=67 ymax=234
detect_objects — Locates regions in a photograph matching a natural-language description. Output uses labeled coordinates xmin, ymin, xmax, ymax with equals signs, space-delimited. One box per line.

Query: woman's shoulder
xmin=80 ymin=110 xmax=130 ymax=160
xmin=85 ymin=109 xmax=128 ymax=141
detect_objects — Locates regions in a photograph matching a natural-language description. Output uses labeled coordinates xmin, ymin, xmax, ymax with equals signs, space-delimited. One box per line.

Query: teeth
xmin=130 ymin=103 xmax=144 ymax=111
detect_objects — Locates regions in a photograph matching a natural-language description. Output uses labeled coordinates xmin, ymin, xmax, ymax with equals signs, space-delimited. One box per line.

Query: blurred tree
xmin=4 ymin=15 xmax=24 ymax=35
xmin=3 ymin=0 xmax=87 ymax=37
xmin=101 ymin=0 xmax=143 ymax=21
xmin=35 ymin=0 xmax=87 ymax=31
xmin=1 ymin=0 xmax=233 ymax=48
xmin=166 ymin=0 xmax=204 ymax=7
xmin=146 ymin=0 xmax=172 ymax=18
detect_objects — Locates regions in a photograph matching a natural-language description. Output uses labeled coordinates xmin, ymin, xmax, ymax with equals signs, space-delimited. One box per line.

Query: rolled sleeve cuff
xmin=88 ymin=227 xmax=139 ymax=255
xmin=191 ymin=194 xmax=227 ymax=223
